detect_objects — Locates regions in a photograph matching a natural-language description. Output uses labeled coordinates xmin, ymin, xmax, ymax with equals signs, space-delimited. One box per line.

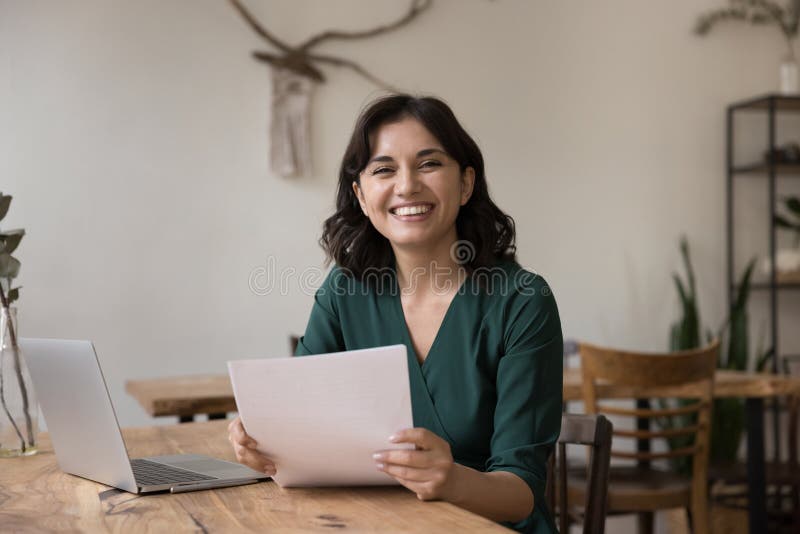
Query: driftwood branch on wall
xmin=228 ymin=0 xmax=434 ymax=177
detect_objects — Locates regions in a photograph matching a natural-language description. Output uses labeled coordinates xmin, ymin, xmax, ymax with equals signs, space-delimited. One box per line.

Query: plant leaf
xmin=727 ymin=259 xmax=757 ymax=371
xmin=694 ymin=7 xmax=751 ymax=35
xmin=0 ymin=229 xmax=25 ymax=254
xmin=756 ymin=346 xmax=775 ymax=372
xmin=671 ymin=237 xmax=701 ymax=351
xmin=0 ymin=194 xmax=10 ymax=223
xmin=673 ymin=273 xmax=689 ymax=307
xmin=680 ymin=236 xmax=697 ymax=299
xmin=670 ymin=322 xmax=684 ymax=353
xmin=732 ymin=259 xmax=756 ymax=313
xmin=7 ymin=286 xmax=19 ymax=304
xmin=787 ymin=196 xmax=800 ymax=217
xmin=0 ymin=253 xmax=20 ymax=279
xmin=728 ymin=310 xmax=749 ymax=370
xmin=775 ymin=214 xmax=795 ymax=228
xmin=711 ymin=397 xmax=745 ymax=465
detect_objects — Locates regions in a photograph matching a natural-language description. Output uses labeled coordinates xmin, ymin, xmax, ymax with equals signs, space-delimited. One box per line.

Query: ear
xmin=460 ymin=167 xmax=475 ymax=206
xmin=352 ymin=180 xmax=368 ymax=215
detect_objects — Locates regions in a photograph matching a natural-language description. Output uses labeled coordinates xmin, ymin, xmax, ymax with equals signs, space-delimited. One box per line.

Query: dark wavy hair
xmin=320 ymin=94 xmax=516 ymax=279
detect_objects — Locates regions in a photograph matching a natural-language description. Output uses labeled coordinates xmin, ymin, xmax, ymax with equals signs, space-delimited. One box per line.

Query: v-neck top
xmin=295 ymin=261 xmax=563 ymax=533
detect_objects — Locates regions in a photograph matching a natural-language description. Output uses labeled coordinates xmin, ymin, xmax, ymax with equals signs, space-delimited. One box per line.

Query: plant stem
xmin=0 ymin=361 xmax=25 ymax=451
xmin=0 ymin=286 xmax=34 ymax=450
xmin=11 ymin=344 xmax=33 ymax=447
xmin=0 ymin=286 xmax=18 ymax=346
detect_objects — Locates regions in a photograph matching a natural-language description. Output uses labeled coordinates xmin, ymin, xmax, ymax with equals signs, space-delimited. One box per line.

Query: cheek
xmin=361 ymin=184 xmax=392 ymax=213
xmin=439 ymin=186 xmax=465 ymax=213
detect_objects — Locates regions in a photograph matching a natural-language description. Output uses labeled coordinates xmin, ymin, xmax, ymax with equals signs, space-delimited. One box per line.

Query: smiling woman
xmin=228 ymin=95 xmax=563 ymax=534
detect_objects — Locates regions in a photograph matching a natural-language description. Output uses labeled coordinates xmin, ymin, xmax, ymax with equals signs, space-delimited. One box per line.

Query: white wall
xmin=2 ymin=0 xmax=798 ymax=434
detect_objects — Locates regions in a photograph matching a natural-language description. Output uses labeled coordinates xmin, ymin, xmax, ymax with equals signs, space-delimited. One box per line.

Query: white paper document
xmin=227 ymin=344 xmax=414 ymax=487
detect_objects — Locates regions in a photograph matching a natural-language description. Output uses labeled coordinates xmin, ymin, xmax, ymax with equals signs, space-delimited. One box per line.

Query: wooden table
xmin=0 ymin=420 xmax=510 ymax=532
xmin=127 ymin=368 xmax=800 ymax=533
xmin=126 ymin=374 xmax=235 ymax=422
xmin=127 ymin=368 xmax=800 ymax=417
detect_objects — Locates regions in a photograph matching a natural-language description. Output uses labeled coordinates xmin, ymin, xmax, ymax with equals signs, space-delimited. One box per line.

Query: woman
xmin=229 ymin=94 xmax=562 ymax=533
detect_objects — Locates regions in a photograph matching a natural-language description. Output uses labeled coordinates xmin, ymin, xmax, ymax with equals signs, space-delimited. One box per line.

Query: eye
xmin=420 ymin=160 xmax=442 ymax=169
xmin=371 ymin=166 xmax=394 ymax=176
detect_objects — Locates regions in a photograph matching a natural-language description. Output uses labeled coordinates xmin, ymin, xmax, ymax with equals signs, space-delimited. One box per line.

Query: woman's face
xmin=353 ymin=117 xmax=474 ymax=254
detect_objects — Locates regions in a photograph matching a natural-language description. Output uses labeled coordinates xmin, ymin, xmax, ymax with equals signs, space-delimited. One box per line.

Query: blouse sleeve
xmin=294 ymin=267 xmax=347 ymax=356
xmin=484 ymin=276 xmax=563 ymax=515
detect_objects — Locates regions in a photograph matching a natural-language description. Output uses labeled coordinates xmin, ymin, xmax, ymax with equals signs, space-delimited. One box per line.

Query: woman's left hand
xmin=373 ymin=428 xmax=459 ymax=501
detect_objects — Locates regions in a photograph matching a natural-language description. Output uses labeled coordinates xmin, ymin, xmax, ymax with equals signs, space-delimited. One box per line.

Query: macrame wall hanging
xmin=228 ymin=0 xmax=433 ymax=178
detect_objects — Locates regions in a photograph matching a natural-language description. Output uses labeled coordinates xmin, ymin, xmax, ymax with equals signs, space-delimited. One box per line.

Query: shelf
xmin=729 ymin=93 xmax=800 ymax=112
xmin=734 ymin=282 xmax=800 ymax=291
xmin=731 ymin=162 xmax=800 ymax=175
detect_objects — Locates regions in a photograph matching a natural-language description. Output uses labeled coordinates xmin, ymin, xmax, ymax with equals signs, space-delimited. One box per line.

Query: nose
xmin=394 ymin=165 xmax=422 ymax=197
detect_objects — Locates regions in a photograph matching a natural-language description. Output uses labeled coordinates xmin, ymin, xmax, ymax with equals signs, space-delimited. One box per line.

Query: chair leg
xmin=636 ymin=512 xmax=654 ymax=534
xmin=690 ymin=502 xmax=710 ymax=534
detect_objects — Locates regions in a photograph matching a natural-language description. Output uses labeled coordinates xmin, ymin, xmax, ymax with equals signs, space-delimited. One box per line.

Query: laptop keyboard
xmin=131 ymin=458 xmax=217 ymax=486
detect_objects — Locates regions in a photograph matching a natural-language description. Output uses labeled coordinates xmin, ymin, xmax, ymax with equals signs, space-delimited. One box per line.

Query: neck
xmin=393 ymin=231 xmax=466 ymax=296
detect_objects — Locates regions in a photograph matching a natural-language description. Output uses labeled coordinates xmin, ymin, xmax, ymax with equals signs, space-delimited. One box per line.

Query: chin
xmin=386 ymin=233 xmax=437 ymax=250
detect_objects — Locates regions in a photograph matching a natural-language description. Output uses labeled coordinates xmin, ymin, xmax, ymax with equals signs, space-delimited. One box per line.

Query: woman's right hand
xmin=227 ymin=416 xmax=276 ymax=476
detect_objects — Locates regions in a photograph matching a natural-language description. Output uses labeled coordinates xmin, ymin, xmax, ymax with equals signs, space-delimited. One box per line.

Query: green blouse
xmin=295 ymin=261 xmax=563 ymax=534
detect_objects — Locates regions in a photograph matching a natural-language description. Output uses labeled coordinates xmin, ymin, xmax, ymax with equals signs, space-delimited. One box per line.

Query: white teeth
xmin=393 ymin=205 xmax=432 ymax=216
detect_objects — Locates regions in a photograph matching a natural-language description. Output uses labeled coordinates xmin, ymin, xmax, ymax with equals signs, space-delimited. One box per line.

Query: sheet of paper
xmin=228 ymin=344 xmax=414 ymax=487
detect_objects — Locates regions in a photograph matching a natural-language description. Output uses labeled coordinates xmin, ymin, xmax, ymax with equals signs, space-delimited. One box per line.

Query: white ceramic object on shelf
xmin=780 ymin=58 xmax=799 ymax=94
xmin=761 ymin=248 xmax=800 ymax=276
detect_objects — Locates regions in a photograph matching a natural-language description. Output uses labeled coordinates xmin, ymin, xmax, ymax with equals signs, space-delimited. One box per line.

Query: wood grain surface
xmin=0 ymin=420 xmax=510 ymax=533
xmin=125 ymin=370 xmax=800 ymax=418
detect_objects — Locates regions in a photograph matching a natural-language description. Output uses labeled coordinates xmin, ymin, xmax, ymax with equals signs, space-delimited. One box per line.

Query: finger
xmin=375 ymin=462 xmax=430 ymax=482
xmin=233 ymin=441 xmax=261 ymax=462
xmin=234 ymin=434 xmax=258 ymax=448
xmin=373 ymin=449 xmax=429 ymax=468
xmin=234 ymin=442 xmax=272 ymax=464
xmin=230 ymin=432 xmax=257 ymax=449
xmin=235 ymin=445 xmax=276 ymax=474
xmin=230 ymin=418 xmax=245 ymax=439
xmin=228 ymin=417 xmax=242 ymax=439
xmin=227 ymin=416 xmax=239 ymax=433
xmin=382 ymin=471 xmax=426 ymax=496
xmin=389 ymin=428 xmax=439 ymax=450
xmin=229 ymin=419 xmax=257 ymax=448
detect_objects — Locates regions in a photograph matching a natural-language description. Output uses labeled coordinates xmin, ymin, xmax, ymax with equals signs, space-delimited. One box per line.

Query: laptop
xmin=21 ymin=338 xmax=269 ymax=494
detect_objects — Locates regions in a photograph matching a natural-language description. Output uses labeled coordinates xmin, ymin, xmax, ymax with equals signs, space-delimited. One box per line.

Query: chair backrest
xmin=578 ymin=340 xmax=719 ymax=525
xmin=550 ymin=413 xmax=613 ymax=534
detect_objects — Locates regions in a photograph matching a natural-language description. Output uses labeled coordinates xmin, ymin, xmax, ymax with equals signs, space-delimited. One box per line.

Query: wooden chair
xmin=547 ymin=413 xmax=613 ymax=534
xmin=568 ymin=340 xmax=719 ymax=534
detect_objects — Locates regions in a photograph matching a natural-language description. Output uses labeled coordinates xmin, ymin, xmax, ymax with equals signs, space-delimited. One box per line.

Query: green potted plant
xmin=661 ymin=236 xmax=759 ymax=471
xmin=694 ymin=0 xmax=800 ymax=94
xmin=0 ymin=192 xmax=37 ymax=457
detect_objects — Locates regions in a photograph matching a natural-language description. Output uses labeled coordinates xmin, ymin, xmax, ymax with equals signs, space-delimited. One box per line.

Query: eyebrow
xmin=366 ymin=148 xmax=447 ymax=166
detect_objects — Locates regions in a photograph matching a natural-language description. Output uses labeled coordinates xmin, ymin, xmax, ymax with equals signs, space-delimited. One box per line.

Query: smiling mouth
xmin=390 ymin=204 xmax=434 ymax=216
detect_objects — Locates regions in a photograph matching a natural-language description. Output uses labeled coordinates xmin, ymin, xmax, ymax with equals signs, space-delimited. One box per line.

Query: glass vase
xmin=0 ymin=307 xmax=38 ymax=457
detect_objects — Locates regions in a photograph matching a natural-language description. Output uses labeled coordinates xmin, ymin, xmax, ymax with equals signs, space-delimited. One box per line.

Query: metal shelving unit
xmin=727 ymin=93 xmax=800 ymax=372
xmin=726 ymin=93 xmax=800 ymax=532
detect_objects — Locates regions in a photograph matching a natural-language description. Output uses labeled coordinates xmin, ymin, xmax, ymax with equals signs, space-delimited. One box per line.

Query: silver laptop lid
xmin=21 ymin=338 xmax=138 ymax=493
